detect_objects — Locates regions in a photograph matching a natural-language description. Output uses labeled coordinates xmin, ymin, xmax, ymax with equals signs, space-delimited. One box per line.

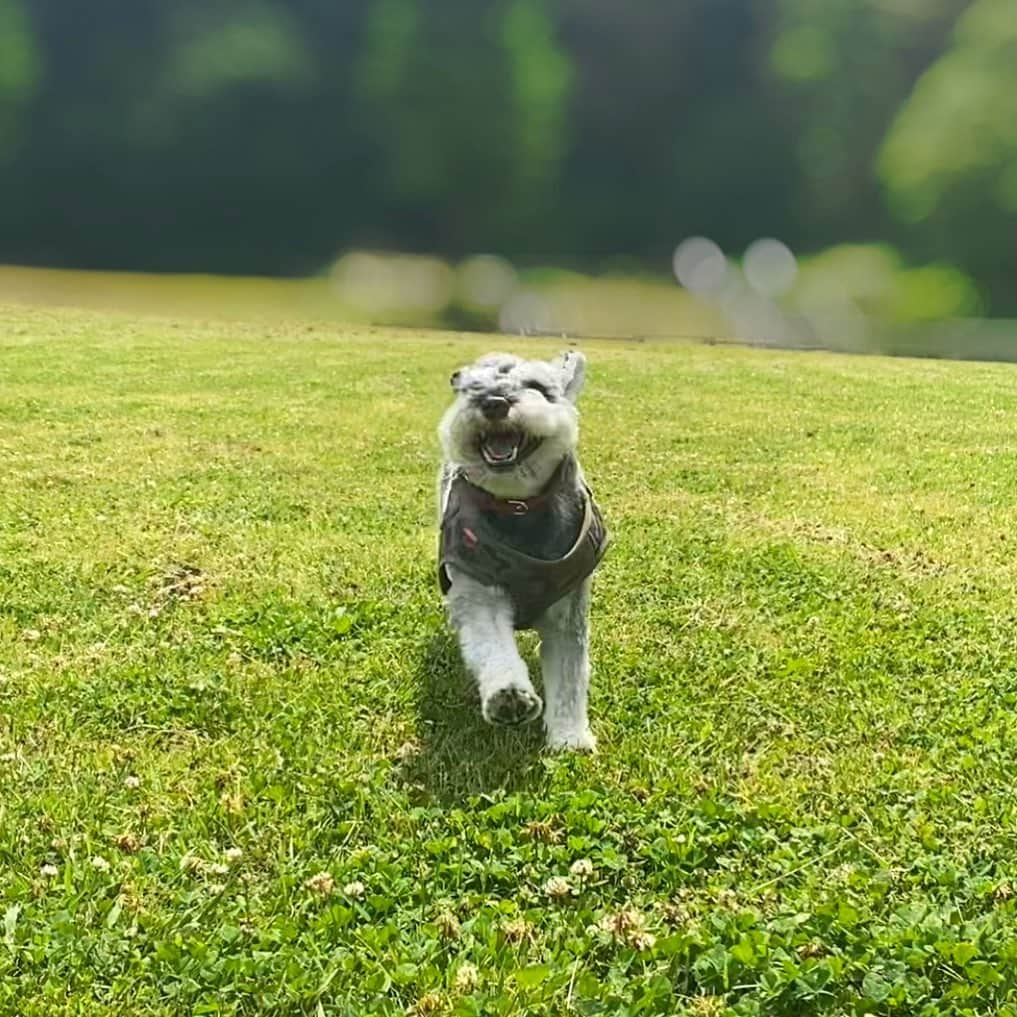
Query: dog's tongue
xmin=484 ymin=433 xmax=519 ymax=460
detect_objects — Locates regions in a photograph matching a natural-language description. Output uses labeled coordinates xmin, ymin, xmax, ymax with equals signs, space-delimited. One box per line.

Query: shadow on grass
xmin=401 ymin=630 xmax=547 ymax=804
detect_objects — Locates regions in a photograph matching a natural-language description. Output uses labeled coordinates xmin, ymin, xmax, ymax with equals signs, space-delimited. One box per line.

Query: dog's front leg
xmin=444 ymin=569 xmax=543 ymax=726
xmin=536 ymin=580 xmax=596 ymax=752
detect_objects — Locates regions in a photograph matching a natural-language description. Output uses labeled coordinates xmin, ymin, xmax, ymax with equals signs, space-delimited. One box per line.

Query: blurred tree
xmin=555 ymin=0 xmax=797 ymax=261
xmin=0 ymin=0 xmax=41 ymax=159
xmin=790 ymin=242 xmax=981 ymax=325
xmin=0 ymin=0 xmax=374 ymax=274
xmin=767 ymin=0 xmax=966 ymax=249
xmin=0 ymin=0 xmax=1010 ymax=315
xmin=123 ymin=1 xmax=324 ymax=271
xmin=357 ymin=0 xmax=572 ymax=253
xmin=879 ymin=0 xmax=1017 ymax=309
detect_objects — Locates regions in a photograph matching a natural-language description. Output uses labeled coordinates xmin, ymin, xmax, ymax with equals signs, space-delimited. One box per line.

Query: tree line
xmin=0 ymin=0 xmax=1013 ymax=312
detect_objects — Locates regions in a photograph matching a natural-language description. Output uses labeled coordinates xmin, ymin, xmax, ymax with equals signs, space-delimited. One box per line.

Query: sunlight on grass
xmin=6 ymin=305 xmax=1017 ymax=1013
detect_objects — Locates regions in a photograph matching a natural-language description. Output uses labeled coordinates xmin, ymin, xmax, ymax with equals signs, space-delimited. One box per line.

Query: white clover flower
xmin=180 ymin=854 xmax=203 ymax=874
xmin=501 ymin=917 xmax=531 ymax=943
xmin=454 ymin=962 xmax=480 ymax=992
xmin=304 ymin=871 xmax=335 ymax=896
xmin=543 ymin=876 xmax=572 ymax=899
xmin=598 ymin=907 xmax=657 ymax=950
xmin=599 ymin=908 xmax=646 ymax=937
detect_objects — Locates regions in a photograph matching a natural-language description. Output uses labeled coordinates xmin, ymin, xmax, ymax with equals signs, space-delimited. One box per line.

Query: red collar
xmin=459 ymin=462 xmax=567 ymax=516
xmin=458 ymin=481 xmax=556 ymax=516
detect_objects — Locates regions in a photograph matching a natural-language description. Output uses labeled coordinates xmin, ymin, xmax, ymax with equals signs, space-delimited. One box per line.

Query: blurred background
xmin=0 ymin=0 xmax=1014 ymax=355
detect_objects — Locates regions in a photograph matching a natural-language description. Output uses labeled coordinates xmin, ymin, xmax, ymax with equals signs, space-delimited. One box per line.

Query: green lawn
xmin=6 ymin=305 xmax=1017 ymax=1016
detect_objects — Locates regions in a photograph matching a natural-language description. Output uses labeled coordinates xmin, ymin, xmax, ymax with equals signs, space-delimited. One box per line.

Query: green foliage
xmin=166 ymin=4 xmax=313 ymax=99
xmin=878 ymin=0 xmax=1017 ymax=309
xmin=356 ymin=0 xmax=572 ymax=248
xmin=790 ymin=244 xmax=982 ymax=325
xmin=358 ymin=0 xmax=418 ymax=102
xmin=8 ymin=306 xmax=1017 ymax=1012
xmin=0 ymin=0 xmax=40 ymax=155
xmin=770 ymin=23 xmax=837 ymax=83
xmin=880 ymin=0 xmax=1017 ymax=221
xmin=0 ymin=0 xmax=38 ymax=101
xmin=889 ymin=264 xmax=983 ymax=324
xmin=0 ymin=0 xmax=1014 ymax=312
xmin=501 ymin=0 xmax=573 ymax=183
xmin=768 ymin=0 xmax=964 ymax=233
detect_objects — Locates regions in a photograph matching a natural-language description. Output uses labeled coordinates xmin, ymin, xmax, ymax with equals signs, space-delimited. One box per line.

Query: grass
xmin=5 ymin=304 xmax=1017 ymax=1015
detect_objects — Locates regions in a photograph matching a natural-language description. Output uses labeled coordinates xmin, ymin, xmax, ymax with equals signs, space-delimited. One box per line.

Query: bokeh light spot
xmin=457 ymin=255 xmax=517 ymax=308
xmin=673 ymin=238 xmax=728 ymax=295
xmin=743 ymin=238 xmax=798 ymax=296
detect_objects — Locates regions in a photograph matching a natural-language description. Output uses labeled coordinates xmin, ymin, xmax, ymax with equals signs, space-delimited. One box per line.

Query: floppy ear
xmin=555 ymin=350 xmax=586 ymax=403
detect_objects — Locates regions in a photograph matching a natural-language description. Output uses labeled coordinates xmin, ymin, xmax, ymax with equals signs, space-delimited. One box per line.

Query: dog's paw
xmin=545 ymin=726 xmax=597 ymax=754
xmin=482 ymin=683 xmax=543 ymax=726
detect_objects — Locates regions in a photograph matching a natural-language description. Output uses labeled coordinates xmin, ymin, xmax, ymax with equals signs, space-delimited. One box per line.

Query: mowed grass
xmin=6 ymin=306 xmax=1017 ymax=1016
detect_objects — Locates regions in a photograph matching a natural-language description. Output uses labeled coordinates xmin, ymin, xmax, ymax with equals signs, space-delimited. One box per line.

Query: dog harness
xmin=438 ymin=468 xmax=610 ymax=630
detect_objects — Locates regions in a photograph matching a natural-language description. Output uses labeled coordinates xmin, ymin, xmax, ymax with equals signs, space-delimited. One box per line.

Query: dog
xmin=436 ymin=350 xmax=609 ymax=752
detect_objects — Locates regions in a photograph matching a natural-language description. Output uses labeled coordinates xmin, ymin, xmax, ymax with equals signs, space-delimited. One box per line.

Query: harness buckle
xmin=507 ymin=499 xmax=528 ymax=516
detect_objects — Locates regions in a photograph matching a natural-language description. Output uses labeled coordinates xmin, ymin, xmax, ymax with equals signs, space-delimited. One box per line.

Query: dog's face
xmin=439 ymin=351 xmax=586 ymax=494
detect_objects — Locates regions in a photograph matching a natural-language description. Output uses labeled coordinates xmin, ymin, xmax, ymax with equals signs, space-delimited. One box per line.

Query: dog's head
xmin=439 ymin=350 xmax=586 ymax=495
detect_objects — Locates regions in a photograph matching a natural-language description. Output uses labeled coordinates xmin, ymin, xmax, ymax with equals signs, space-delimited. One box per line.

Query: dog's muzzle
xmin=480 ymin=396 xmax=510 ymax=421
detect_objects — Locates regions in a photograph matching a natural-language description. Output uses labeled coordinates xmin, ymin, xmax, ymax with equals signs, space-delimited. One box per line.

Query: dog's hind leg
xmin=444 ymin=569 xmax=543 ymax=727
xmin=536 ymin=580 xmax=596 ymax=753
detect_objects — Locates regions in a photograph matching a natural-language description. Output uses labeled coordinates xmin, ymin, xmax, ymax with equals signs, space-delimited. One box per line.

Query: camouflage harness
xmin=438 ymin=467 xmax=610 ymax=630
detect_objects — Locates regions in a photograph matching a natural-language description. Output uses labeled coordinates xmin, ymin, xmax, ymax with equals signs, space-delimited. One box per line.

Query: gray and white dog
xmin=436 ymin=350 xmax=609 ymax=752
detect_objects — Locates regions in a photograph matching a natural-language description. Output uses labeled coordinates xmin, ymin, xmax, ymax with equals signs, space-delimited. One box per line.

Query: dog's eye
xmin=525 ymin=381 xmax=553 ymax=399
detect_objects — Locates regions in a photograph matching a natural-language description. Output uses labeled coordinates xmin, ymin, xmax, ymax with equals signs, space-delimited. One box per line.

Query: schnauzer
xmin=437 ymin=350 xmax=609 ymax=752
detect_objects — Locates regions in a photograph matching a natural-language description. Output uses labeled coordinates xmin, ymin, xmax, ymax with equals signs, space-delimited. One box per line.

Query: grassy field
xmin=6 ymin=305 xmax=1017 ymax=1015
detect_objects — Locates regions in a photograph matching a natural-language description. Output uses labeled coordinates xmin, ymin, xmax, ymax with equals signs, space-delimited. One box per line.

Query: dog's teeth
xmin=481 ymin=438 xmax=520 ymax=465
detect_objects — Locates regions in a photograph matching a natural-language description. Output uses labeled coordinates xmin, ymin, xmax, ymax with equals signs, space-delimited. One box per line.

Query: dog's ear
xmin=554 ymin=350 xmax=586 ymax=403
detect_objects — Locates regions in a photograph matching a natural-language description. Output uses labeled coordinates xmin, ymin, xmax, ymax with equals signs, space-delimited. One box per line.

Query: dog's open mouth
xmin=479 ymin=430 xmax=541 ymax=469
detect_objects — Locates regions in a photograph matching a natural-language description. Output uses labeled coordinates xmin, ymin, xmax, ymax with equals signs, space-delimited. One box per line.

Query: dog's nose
xmin=480 ymin=396 xmax=511 ymax=420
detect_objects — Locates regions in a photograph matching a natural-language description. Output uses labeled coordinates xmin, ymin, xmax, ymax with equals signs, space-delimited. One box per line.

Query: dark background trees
xmin=1 ymin=0 xmax=1012 ymax=312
